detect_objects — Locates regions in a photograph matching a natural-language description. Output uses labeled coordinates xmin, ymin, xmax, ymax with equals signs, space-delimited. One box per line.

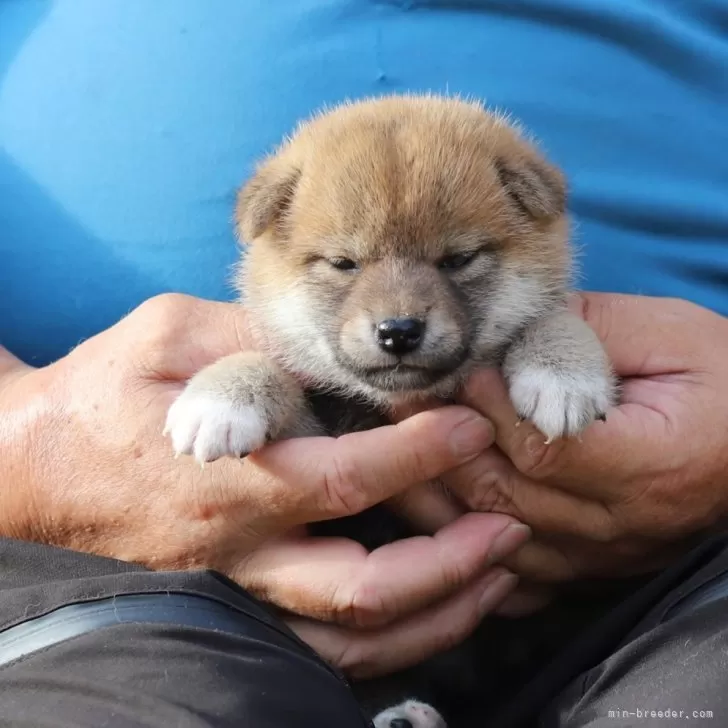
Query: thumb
xmin=570 ymin=292 xmax=702 ymax=377
xmin=246 ymin=406 xmax=496 ymax=524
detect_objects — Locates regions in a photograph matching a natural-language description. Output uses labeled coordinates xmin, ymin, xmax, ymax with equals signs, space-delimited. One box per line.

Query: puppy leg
xmin=164 ymin=352 xmax=320 ymax=463
xmin=502 ymin=310 xmax=617 ymax=443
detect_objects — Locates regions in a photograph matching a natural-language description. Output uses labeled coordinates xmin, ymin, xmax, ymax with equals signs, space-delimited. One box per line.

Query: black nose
xmin=376 ymin=318 xmax=424 ymax=355
xmin=389 ymin=719 xmax=413 ymax=728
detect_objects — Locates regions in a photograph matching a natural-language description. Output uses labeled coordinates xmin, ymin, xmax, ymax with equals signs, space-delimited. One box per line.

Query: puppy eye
xmin=437 ymin=250 xmax=478 ymax=270
xmin=328 ymin=257 xmax=360 ymax=272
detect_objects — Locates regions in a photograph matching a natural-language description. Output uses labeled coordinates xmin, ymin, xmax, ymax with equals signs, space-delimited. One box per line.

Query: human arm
xmin=0 ymin=294 xmax=527 ymax=675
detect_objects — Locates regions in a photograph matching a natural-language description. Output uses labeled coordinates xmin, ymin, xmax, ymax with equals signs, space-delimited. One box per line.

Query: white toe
xmin=165 ymin=394 xmax=269 ymax=463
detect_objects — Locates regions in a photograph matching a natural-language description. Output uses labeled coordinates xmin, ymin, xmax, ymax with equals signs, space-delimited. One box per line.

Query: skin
xmin=395 ymin=292 xmax=728 ymax=611
xmin=0 ymin=293 xmax=529 ymax=678
xmin=4 ymin=289 xmax=721 ymax=672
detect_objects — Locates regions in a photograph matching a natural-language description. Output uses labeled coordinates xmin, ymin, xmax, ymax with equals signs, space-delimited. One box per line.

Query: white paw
xmin=163 ymin=393 xmax=269 ymax=463
xmin=508 ymin=366 xmax=613 ymax=442
xmin=372 ymin=700 xmax=447 ymax=728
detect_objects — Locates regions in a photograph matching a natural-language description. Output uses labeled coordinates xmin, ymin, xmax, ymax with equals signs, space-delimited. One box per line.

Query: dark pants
xmin=1 ymin=536 xmax=728 ymax=728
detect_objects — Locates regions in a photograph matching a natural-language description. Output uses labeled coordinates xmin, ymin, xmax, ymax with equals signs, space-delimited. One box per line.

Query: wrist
xmin=0 ymin=347 xmax=33 ymax=395
xmin=0 ymin=356 xmax=53 ymax=542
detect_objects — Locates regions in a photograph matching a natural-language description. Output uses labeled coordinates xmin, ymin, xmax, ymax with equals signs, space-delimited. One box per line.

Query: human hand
xmin=443 ymin=293 xmax=728 ymax=589
xmin=0 ymin=294 xmax=526 ymax=676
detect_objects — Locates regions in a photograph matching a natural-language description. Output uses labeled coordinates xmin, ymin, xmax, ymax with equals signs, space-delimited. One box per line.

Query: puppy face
xmin=236 ymin=95 xmax=571 ymax=404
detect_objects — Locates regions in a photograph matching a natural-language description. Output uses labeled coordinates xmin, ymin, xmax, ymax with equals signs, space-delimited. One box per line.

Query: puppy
xmin=164 ymin=94 xmax=616 ymax=726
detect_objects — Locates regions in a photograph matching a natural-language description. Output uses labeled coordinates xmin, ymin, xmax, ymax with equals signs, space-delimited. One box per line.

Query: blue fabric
xmin=1 ymin=0 xmax=727 ymax=365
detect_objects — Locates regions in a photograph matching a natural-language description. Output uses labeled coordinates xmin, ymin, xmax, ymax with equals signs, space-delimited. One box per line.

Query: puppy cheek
xmin=471 ymin=271 xmax=555 ymax=354
xmin=422 ymin=306 xmax=469 ymax=355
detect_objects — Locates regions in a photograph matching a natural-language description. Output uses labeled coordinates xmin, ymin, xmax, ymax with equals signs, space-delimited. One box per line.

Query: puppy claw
xmin=508 ymin=366 xmax=614 ymax=442
xmin=596 ymin=412 xmax=607 ymax=423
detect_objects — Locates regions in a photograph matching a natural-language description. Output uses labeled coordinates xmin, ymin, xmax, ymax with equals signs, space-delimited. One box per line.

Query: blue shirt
xmin=1 ymin=0 xmax=727 ymax=365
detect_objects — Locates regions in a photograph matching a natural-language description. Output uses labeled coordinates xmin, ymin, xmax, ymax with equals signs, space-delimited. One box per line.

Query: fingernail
xmin=448 ymin=415 xmax=495 ymax=460
xmin=488 ymin=524 xmax=532 ymax=563
xmin=479 ymin=572 xmax=519 ymax=616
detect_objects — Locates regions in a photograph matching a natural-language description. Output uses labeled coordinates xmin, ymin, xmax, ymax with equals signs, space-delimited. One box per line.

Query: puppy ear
xmin=235 ymin=156 xmax=301 ymax=242
xmin=495 ymin=154 xmax=566 ymax=221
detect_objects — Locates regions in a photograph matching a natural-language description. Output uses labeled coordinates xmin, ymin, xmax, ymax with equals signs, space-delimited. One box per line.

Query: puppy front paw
xmin=164 ymin=393 xmax=270 ymax=463
xmin=163 ymin=351 xmax=313 ymax=465
xmin=507 ymin=365 xmax=614 ymax=442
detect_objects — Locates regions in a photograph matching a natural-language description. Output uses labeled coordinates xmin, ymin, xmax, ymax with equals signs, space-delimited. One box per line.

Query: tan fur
xmin=166 ymin=92 xmax=615 ymax=460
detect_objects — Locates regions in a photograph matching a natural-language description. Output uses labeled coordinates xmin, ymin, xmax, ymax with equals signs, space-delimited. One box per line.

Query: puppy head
xmin=235 ymin=94 xmax=570 ymax=404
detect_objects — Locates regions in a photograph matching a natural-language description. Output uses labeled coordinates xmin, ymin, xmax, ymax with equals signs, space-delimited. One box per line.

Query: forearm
xmin=0 ymin=346 xmax=32 ymax=391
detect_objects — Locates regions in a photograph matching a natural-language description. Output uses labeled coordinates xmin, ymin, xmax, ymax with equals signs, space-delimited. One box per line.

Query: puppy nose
xmin=389 ymin=720 xmax=413 ymax=728
xmin=376 ymin=318 xmax=424 ymax=355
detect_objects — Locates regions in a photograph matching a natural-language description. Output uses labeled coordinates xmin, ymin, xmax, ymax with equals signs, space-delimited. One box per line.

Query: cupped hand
xmin=442 ymin=293 xmax=728 ymax=588
xmin=0 ymin=294 xmax=527 ymax=677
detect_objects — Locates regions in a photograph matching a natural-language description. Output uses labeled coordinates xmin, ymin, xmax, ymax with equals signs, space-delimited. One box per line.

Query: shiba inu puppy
xmin=165 ymin=94 xmax=614 ymax=458
xmin=164 ymin=94 xmax=616 ymax=727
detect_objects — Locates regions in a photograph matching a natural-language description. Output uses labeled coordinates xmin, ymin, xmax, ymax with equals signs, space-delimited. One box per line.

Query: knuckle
xmin=348 ymin=584 xmax=389 ymax=629
xmin=331 ymin=579 xmax=389 ymax=630
xmin=131 ymin=294 xmax=196 ymax=370
xmin=438 ymin=554 xmax=470 ymax=594
xmin=459 ymin=466 xmax=508 ymax=513
xmin=587 ymin=508 xmax=624 ymax=544
xmin=136 ymin=293 xmax=193 ymax=329
xmin=589 ymin=521 xmax=621 ymax=544
xmin=403 ymin=446 xmax=431 ymax=486
xmin=509 ymin=430 xmax=565 ymax=480
xmin=321 ymin=451 xmax=371 ymax=517
xmin=447 ymin=455 xmax=528 ymax=518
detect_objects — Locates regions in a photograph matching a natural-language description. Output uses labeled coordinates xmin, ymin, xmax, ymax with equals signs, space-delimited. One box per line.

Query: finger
xmin=570 ymin=292 xmax=709 ymax=376
xmin=286 ymin=568 xmax=518 ymax=679
xmin=458 ymin=368 xmax=667 ymax=492
xmin=500 ymin=535 xmax=680 ymax=583
xmin=386 ymin=480 xmax=464 ymax=534
xmin=493 ymin=582 xmax=554 ymax=617
xmin=246 ymin=407 xmax=496 ymax=523
xmin=444 ymin=446 xmax=620 ymax=540
xmin=233 ymin=512 xmax=529 ymax=628
xmin=126 ymin=294 xmax=257 ymax=380
xmin=500 ymin=539 xmax=584 ymax=583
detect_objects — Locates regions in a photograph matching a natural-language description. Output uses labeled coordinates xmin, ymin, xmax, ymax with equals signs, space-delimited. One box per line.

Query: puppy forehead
xmin=291 ymin=109 xmax=516 ymax=256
